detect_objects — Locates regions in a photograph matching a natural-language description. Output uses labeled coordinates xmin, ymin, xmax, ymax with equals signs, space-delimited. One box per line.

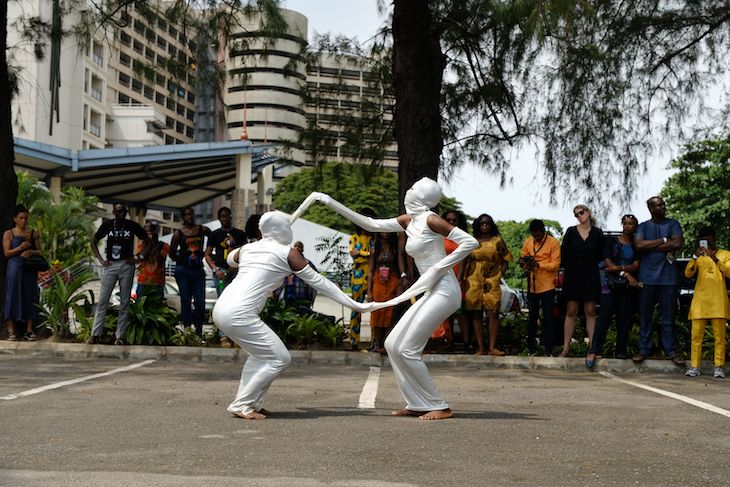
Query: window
xmin=119 ymin=52 xmax=131 ymax=67
xmin=118 ymin=72 xmax=131 ymax=86
xmin=133 ymin=40 xmax=144 ymax=54
xmin=186 ymin=108 xmax=195 ymax=121
xmin=91 ymin=41 xmax=104 ymax=66
xmin=120 ymin=31 xmax=132 ymax=46
xmin=144 ymin=85 xmax=154 ymax=99
xmin=132 ymin=78 xmax=143 ymax=93
xmin=118 ymin=93 xmax=130 ymax=104
xmin=155 ymin=92 xmax=165 ymax=105
xmin=166 ymin=99 xmax=175 ymax=110
xmin=185 ymin=126 xmax=194 ymax=138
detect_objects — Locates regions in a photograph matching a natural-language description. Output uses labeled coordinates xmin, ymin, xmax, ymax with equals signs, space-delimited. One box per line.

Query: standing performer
xmin=292 ymin=177 xmax=478 ymax=420
xmin=212 ymin=211 xmax=375 ymax=420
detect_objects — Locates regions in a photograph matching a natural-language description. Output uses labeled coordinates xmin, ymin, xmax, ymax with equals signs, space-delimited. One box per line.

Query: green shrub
xmin=38 ymin=270 xmax=95 ymax=338
xmin=124 ymin=292 xmax=179 ymax=345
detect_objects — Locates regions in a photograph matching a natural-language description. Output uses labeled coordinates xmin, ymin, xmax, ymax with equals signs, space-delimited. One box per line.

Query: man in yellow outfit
xmin=684 ymin=226 xmax=730 ymax=378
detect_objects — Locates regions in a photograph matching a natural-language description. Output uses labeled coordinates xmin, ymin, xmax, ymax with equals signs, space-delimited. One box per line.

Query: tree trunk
xmin=0 ymin=0 xmax=20 ymax=314
xmin=392 ymin=0 xmax=445 ymax=210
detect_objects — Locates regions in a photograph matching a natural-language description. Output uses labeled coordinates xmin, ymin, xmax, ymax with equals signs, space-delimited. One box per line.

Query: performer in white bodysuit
xmin=212 ymin=211 xmax=375 ymax=420
xmin=292 ymin=177 xmax=478 ymax=420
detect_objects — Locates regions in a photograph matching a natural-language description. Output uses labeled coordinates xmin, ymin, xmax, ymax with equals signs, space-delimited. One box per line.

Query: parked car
xmin=159 ymin=278 xmax=218 ymax=316
xmin=499 ymin=279 xmax=523 ymax=314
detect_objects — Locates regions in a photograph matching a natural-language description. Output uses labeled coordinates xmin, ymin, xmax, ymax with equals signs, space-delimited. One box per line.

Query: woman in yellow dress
xmin=463 ymin=214 xmax=513 ymax=355
xmin=683 ymin=226 xmax=730 ymax=378
xmin=348 ymin=208 xmax=376 ymax=350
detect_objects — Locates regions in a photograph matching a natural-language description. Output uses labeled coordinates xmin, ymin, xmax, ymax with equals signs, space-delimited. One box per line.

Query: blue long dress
xmin=3 ymin=233 xmax=39 ymax=322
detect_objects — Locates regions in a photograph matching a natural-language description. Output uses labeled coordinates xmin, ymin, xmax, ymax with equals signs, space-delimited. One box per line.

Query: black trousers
xmin=527 ymin=290 xmax=556 ymax=354
xmin=589 ymin=287 xmax=637 ymax=357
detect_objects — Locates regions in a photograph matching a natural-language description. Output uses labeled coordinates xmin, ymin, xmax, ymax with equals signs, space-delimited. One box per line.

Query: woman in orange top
xmin=367 ymin=232 xmax=402 ymax=353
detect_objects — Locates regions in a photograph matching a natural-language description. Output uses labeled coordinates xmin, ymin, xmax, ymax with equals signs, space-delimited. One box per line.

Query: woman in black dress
xmin=3 ymin=205 xmax=42 ymax=341
xmin=560 ymin=204 xmax=604 ymax=357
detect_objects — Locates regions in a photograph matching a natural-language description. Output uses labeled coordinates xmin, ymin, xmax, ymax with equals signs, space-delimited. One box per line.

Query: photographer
xmin=520 ymin=220 xmax=561 ymax=355
xmin=683 ymin=226 xmax=730 ymax=378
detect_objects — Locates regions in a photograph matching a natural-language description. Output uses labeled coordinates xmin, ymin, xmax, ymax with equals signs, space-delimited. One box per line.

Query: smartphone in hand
xmin=699 ymin=239 xmax=708 ymax=249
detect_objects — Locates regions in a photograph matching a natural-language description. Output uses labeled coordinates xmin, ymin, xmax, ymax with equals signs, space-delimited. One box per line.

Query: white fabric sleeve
xmin=367 ymin=227 xmax=478 ymax=311
xmin=295 ymin=265 xmax=373 ymax=313
xmin=226 ymin=247 xmax=242 ymax=269
xmin=290 ymin=192 xmax=404 ymax=233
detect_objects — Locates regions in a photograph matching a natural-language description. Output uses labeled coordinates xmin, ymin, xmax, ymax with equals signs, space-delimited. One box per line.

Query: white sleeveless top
xmin=405 ymin=211 xmax=447 ymax=274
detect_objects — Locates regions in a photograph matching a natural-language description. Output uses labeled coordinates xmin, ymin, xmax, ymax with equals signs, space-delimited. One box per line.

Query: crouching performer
xmin=291 ymin=177 xmax=478 ymax=420
xmin=212 ymin=211 xmax=374 ymax=420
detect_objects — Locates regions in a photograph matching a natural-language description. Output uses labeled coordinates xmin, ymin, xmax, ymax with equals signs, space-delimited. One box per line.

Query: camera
xmin=520 ymin=255 xmax=536 ymax=269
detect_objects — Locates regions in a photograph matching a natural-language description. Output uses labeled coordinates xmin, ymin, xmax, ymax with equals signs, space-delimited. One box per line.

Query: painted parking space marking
xmin=0 ymin=359 xmax=157 ymax=401
xmin=358 ymin=366 xmax=381 ymax=409
xmin=600 ymin=371 xmax=730 ymax=418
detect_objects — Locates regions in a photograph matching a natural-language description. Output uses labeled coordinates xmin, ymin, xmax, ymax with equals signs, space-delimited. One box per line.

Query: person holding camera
xmin=683 ymin=226 xmax=730 ymax=378
xmin=519 ymin=220 xmax=561 ymax=355
xmin=585 ymin=215 xmax=641 ymax=368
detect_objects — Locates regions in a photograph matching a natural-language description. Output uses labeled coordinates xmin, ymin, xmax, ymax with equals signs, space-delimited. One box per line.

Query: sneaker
xmin=24 ymin=331 xmax=37 ymax=341
xmin=114 ymin=338 xmax=126 ymax=346
xmin=714 ymin=367 xmax=725 ymax=379
xmin=7 ymin=334 xmax=17 ymax=342
xmin=86 ymin=336 xmax=98 ymax=345
xmin=685 ymin=367 xmax=701 ymax=377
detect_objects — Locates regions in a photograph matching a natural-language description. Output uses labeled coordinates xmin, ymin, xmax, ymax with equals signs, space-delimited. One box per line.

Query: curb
xmin=0 ymin=341 xmax=690 ymax=374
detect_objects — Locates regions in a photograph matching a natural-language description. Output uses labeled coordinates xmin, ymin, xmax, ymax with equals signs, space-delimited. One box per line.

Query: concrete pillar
xmin=256 ymin=164 xmax=273 ymax=211
xmin=232 ymin=152 xmax=252 ymax=229
xmin=49 ymin=176 xmax=62 ymax=203
xmin=129 ymin=206 xmax=147 ymax=225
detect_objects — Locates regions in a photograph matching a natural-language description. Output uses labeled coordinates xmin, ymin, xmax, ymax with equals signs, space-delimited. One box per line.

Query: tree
xmin=662 ymin=134 xmax=730 ymax=253
xmin=16 ymin=172 xmax=100 ymax=264
xmin=380 ymin=1 xmax=730 ymax=213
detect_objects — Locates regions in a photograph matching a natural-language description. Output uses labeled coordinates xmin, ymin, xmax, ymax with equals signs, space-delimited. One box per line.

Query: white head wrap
xmin=404 ymin=177 xmax=442 ymax=216
xmin=259 ymin=211 xmax=293 ymax=245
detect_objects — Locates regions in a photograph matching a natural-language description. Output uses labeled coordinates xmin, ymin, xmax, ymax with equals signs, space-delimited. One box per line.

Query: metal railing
xmin=37 ymin=257 xmax=100 ymax=289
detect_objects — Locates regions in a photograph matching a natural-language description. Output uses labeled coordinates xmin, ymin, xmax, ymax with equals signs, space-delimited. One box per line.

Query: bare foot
xmin=419 ymin=409 xmax=453 ymax=420
xmin=487 ymin=348 xmax=505 ymax=356
xmin=474 ymin=349 xmax=485 ymax=356
xmin=391 ymin=408 xmax=421 ymax=417
xmin=233 ymin=411 xmax=266 ymax=420
xmin=558 ymin=349 xmax=569 ymax=358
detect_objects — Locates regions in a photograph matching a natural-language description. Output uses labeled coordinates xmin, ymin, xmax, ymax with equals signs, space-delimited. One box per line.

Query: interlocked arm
xmin=290 ymin=192 xmax=405 ymax=233
xmin=295 ymin=265 xmax=374 ymax=313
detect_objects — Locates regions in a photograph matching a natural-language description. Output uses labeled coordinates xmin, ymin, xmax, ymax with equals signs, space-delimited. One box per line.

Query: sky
xmin=281 ymin=0 xmax=679 ymax=232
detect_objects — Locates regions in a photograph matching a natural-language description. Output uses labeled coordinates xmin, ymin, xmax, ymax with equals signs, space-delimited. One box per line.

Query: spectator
xmin=245 ymin=214 xmax=263 ymax=242
xmin=520 ymin=219 xmax=561 ymax=355
xmin=683 ymin=226 xmax=730 ymax=378
xmin=559 ymin=205 xmax=604 ymax=357
xmin=206 ymin=207 xmax=247 ymax=348
xmin=586 ymin=215 xmax=640 ymax=368
xmin=206 ymin=207 xmax=247 ymax=296
xmin=281 ymin=241 xmax=318 ymax=311
xmin=348 ymin=208 xmax=376 ymax=351
xmin=170 ymin=206 xmax=211 ymax=336
xmin=3 ymin=204 xmax=42 ymax=341
xmin=463 ymin=214 xmax=513 ymax=355
xmin=367 ymin=232 xmax=402 ymax=353
xmin=633 ymin=196 xmax=685 ymax=366
xmin=135 ymin=222 xmax=169 ymax=300
xmin=89 ymin=203 xmax=151 ymax=345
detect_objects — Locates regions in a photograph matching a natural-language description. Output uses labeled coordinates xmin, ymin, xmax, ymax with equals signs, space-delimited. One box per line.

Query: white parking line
xmin=599 ymin=371 xmax=730 ymax=418
xmin=358 ymin=366 xmax=381 ymax=409
xmin=0 ymin=359 xmax=157 ymax=401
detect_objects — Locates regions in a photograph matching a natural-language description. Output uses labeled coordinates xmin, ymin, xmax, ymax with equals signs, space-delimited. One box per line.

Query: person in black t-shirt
xmin=89 ymin=203 xmax=151 ymax=344
xmin=205 ymin=207 xmax=247 ymax=297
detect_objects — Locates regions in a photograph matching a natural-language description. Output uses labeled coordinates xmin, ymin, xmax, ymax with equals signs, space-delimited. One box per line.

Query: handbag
xmin=23 ymin=255 xmax=50 ymax=273
xmin=606 ymin=272 xmax=629 ymax=289
xmin=606 ymin=238 xmax=629 ymax=289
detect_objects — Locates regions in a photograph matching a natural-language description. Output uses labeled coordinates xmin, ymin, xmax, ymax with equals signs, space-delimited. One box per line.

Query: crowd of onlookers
xmin=4 ymin=195 xmax=729 ymax=378
xmin=346 ymin=196 xmax=730 ymax=377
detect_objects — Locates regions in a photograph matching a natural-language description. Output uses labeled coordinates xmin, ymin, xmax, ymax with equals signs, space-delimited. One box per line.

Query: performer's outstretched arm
xmin=290 ymin=192 xmax=407 ymax=233
xmin=288 ymin=248 xmax=373 ymax=313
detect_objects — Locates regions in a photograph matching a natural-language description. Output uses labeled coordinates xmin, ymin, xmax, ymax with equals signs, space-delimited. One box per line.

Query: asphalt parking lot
xmin=1 ymin=356 xmax=729 ymax=487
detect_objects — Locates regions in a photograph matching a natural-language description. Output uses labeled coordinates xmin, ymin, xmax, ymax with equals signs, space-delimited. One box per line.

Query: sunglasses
xmin=574 ymin=210 xmax=586 ymax=218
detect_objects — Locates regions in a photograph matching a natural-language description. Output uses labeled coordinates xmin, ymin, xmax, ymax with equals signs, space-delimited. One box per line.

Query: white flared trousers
xmin=385 ymin=278 xmax=460 ymax=411
xmin=219 ymin=313 xmax=292 ymax=415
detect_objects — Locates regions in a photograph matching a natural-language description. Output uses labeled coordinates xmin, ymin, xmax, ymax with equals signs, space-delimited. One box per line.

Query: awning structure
xmin=13 ymin=138 xmax=279 ymax=210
